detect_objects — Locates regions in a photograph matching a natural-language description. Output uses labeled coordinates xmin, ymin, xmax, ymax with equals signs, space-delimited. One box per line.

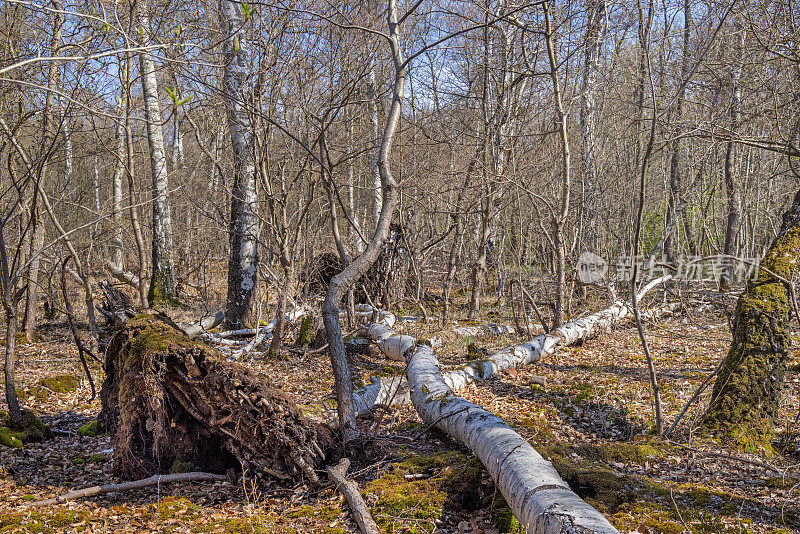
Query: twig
xmin=411 ymin=406 xmax=470 ymax=441
xmin=665 ymin=439 xmax=785 ymax=474
xmin=29 ymin=472 xmax=228 ymax=506
xmin=665 ymin=359 xmax=724 ymax=436
xmin=326 ymin=458 xmax=380 ymax=534
xmin=60 ymin=257 xmax=97 ymax=401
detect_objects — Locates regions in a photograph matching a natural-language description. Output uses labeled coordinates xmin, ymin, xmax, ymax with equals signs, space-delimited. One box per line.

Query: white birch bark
xmin=455 ymin=324 xmax=516 ymax=337
xmin=220 ymin=0 xmax=259 ymax=328
xmin=354 ymin=276 xmax=673 ymax=417
xmin=364 ymin=326 xmax=620 ymax=533
xmin=63 ymin=113 xmax=73 ymax=187
xmin=367 ymin=61 xmax=382 ymax=227
xmin=136 ymin=0 xmax=176 ymax=304
xmin=111 ymin=96 xmax=125 ymax=271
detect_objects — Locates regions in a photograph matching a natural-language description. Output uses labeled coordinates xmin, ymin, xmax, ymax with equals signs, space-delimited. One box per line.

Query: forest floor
xmin=0 ymin=293 xmax=799 ymax=533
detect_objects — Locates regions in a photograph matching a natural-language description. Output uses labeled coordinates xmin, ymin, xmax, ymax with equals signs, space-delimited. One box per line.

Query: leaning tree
xmin=703 ymin=185 xmax=800 ymax=451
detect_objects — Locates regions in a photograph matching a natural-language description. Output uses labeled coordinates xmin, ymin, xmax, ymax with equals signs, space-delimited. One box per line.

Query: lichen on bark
xmin=703 ymin=189 xmax=800 ymax=451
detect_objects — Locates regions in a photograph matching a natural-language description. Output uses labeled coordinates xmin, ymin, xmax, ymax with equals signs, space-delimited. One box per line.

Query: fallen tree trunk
xmin=454 ymin=324 xmax=516 ymax=337
xmin=366 ymin=322 xmax=619 ymax=532
xmin=353 ymin=277 xmax=674 ymax=415
xmin=99 ymin=314 xmax=333 ymax=482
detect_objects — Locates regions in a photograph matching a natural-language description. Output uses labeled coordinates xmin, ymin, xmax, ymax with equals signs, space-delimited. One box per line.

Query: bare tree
xmin=219 ymin=0 xmax=259 ymax=328
xmin=323 ymin=0 xmax=406 ymax=442
xmin=137 ymin=0 xmax=176 ymax=305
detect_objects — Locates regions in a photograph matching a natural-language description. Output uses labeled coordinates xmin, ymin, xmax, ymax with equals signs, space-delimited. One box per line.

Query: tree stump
xmin=99 ymin=314 xmax=334 ymax=481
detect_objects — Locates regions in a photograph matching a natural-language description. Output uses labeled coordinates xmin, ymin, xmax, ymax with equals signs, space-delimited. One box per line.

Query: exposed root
xmin=99 ymin=314 xmax=335 ymax=482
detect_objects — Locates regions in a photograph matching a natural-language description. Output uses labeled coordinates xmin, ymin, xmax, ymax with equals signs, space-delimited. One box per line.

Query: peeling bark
xmin=354 ymin=277 xmax=673 ymax=417
xmin=364 ymin=323 xmax=619 ymax=532
xmin=220 ymin=0 xmax=259 ymax=328
xmin=137 ymin=0 xmax=176 ymax=305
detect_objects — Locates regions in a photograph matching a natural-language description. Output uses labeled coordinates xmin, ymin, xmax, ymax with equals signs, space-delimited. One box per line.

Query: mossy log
xmin=703 ymin=189 xmax=800 ymax=451
xmin=99 ymin=314 xmax=334 ymax=481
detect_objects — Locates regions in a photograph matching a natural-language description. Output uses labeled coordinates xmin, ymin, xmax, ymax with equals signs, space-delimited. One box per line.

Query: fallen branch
xmin=181 ymin=311 xmax=226 ymax=338
xmin=29 ymin=472 xmax=227 ymax=506
xmin=326 ymin=458 xmax=380 ymax=534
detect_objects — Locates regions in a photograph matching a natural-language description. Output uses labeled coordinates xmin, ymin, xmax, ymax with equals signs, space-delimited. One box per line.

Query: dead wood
xmin=96 ymin=280 xmax=136 ymax=327
xmin=98 ymin=314 xmax=335 ymax=482
xmin=326 ymin=458 xmax=380 ymax=534
xmin=29 ymin=472 xmax=228 ymax=507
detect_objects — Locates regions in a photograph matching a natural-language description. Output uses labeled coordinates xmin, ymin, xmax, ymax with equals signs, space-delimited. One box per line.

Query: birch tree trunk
xmin=323 ymin=0 xmax=405 ymax=443
xmin=219 ymin=0 xmax=259 ymax=328
xmin=137 ymin=0 xmax=176 ymax=305
xmin=111 ymin=96 xmax=125 ymax=271
xmin=355 ymin=277 xmax=672 ymax=416
xmin=579 ymin=0 xmax=605 ymax=253
xmin=363 ymin=327 xmax=620 ymax=533
xmin=367 ymin=61 xmax=382 ymax=228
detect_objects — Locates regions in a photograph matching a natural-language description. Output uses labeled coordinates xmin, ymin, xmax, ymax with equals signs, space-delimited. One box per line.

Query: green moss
xmin=496 ymin=509 xmax=523 ymax=533
xmin=765 ymin=476 xmax=800 ymax=489
xmin=0 ymin=509 xmax=90 ymax=533
xmin=6 ymin=410 xmax=53 ymax=443
xmin=285 ymin=504 xmax=340 ymax=522
xmin=169 ymin=459 xmax=195 ymax=473
xmin=38 ymin=375 xmax=79 ymax=394
xmin=88 ymin=453 xmax=107 ymax=463
xmin=0 ymin=513 xmax=24 ymax=530
xmin=295 ymin=315 xmax=314 ymax=347
xmin=515 ymin=415 xmax=554 ymax=440
xmin=77 ymin=420 xmax=104 ymax=437
xmin=364 ymin=451 xmax=485 ymax=533
xmin=0 ymin=427 xmax=23 ymax=448
xmin=703 ymin=223 xmax=800 ymax=451
xmin=16 ymin=386 xmax=50 ymax=400
xmin=154 ymin=497 xmax=200 ymax=520
xmin=201 ymin=514 xmax=344 ymax=534
xmin=49 ymin=510 xmax=89 ymax=528
xmin=610 ymin=502 xmax=684 ymax=534
xmin=72 ymin=458 xmax=85 ymax=465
